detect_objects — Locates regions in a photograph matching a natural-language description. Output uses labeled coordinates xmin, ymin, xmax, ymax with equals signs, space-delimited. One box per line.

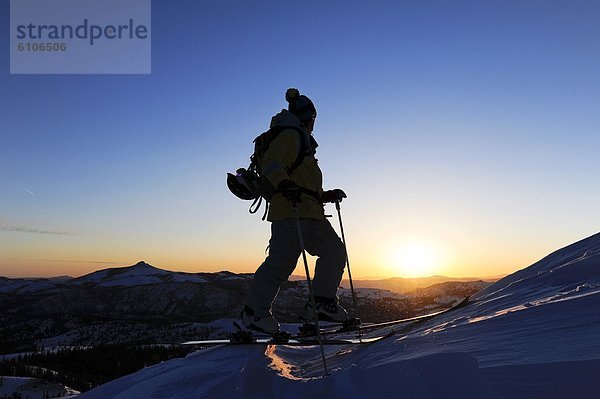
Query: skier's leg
xmin=304 ymin=219 xmax=346 ymax=299
xmin=244 ymin=219 xmax=301 ymax=317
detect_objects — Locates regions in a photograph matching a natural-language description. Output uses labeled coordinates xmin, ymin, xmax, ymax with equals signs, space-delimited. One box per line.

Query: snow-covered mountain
xmin=78 ymin=232 xmax=600 ymax=399
xmin=71 ymin=261 xmax=210 ymax=287
xmin=0 ymin=262 xmax=258 ymax=352
xmin=0 ymin=261 xmax=212 ymax=293
xmin=0 ymin=376 xmax=79 ymax=399
xmin=340 ymin=274 xmax=498 ymax=293
xmin=0 ymin=276 xmax=68 ymax=294
xmin=1 ymin=261 xmax=487 ymax=294
xmin=2 ymin=262 xmax=484 ymax=353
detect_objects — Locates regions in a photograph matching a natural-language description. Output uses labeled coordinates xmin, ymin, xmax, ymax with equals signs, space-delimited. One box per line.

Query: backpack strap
xmin=285 ymin=127 xmax=317 ymax=175
xmin=298 ymin=187 xmax=321 ymax=201
xmin=249 ymin=196 xmax=270 ymax=220
xmin=274 ymin=127 xmax=320 ymax=202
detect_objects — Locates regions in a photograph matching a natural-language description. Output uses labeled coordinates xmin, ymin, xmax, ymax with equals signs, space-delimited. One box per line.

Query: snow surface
xmin=69 ymin=261 xmax=209 ymax=287
xmin=72 ymin=262 xmax=168 ymax=287
xmin=78 ymin=233 xmax=600 ymax=399
xmin=166 ymin=273 xmax=208 ymax=284
xmin=0 ymin=278 xmax=61 ymax=293
xmin=0 ymin=376 xmax=79 ymax=399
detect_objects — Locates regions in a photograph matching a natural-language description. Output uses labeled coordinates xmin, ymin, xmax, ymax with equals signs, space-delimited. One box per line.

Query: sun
xmin=389 ymin=241 xmax=442 ymax=278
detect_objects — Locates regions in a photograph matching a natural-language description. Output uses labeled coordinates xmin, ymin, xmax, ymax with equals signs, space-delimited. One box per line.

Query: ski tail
xmin=297 ymin=296 xmax=469 ymax=338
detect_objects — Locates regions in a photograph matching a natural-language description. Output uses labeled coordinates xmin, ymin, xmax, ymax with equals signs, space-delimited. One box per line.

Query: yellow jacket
xmin=261 ymin=110 xmax=325 ymax=221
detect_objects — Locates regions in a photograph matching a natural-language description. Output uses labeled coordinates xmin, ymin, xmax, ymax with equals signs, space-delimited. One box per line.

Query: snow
xmin=0 ymin=376 xmax=80 ymax=399
xmin=78 ymin=233 xmax=600 ymax=398
xmin=0 ymin=278 xmax=61 ymax=293
xmin=94 ymin=275 xmax=164 ymax=287
xmin=72 ymin=261 xmax=171 ymax=287
xmin=39 ymin=330 xmax=82 ymax=348
xmin=167 ymin=273 xmax=209 ymax=283
xmin=221 ymin=275 xmax=249 ymax=281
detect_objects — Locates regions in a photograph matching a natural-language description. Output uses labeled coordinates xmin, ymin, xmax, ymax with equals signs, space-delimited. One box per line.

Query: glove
xmin=321 ymin=189 xmax=347 ymax=204
xmin=277 ymin=179 xmax=303 ymax=204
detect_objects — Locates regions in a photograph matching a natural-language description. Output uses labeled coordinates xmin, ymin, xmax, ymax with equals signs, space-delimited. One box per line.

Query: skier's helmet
xmin=227 ymin=168 xmax=259 ymax=200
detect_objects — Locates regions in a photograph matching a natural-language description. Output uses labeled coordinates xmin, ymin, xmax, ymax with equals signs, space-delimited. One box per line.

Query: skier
xmin=241 ymin=88 xmax=350 ymax=335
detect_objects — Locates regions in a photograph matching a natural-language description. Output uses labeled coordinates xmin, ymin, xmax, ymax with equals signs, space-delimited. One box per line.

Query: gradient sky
xmin=1 ymin=0 xmax=599 ymax=279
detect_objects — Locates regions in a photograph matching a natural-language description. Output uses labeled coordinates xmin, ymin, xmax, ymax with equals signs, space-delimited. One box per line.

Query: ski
xmin=182 ymin=336 xmax=384 ymax=346
xmin=297 ymin=296 xmax=469 ymax=337
xmin=183 ymin=321 xmax=384 ymax=346
xmin=181 ymin=297 xmax=469 ymax=346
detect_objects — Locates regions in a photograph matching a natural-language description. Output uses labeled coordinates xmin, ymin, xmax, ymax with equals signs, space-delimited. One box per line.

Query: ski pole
xmin=292 ymin=205 xmax=329 ymax=376
xmin=335 ymin=201 xmax=359 ymax=321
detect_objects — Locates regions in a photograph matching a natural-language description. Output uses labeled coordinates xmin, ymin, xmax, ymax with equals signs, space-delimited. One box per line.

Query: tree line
xmin=0 ymin=345 xmax=190 ymax=392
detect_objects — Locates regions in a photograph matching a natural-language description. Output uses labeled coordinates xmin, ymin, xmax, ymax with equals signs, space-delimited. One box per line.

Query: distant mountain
xmin=0 ymin=261 xmax=240 ymax=294
xmin=340 ymin=275 xmax=498 ymax=294
xmin=1 ymin=262 xmax=256 ymax=317
xmin=0 ymin=261 xmax=488 ymax=353
xmin=408 ymin=280 xmax=491 ymax=299
xmin=71 ymin=261 xmax=210 ymax=287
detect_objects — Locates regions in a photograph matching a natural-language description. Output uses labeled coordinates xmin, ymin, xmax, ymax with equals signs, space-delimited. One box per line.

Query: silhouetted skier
xmin=242 ymin=88 xmax=349 ymax=334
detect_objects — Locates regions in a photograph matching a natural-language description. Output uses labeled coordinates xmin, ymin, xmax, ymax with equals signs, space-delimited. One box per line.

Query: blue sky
xmin=1 ymin=0 xmax=599 ymax=278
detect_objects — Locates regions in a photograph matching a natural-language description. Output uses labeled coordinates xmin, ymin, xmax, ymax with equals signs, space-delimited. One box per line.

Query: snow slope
xmin=79 ymin=233 xmax=600 ymax=399
xmin=0 ymin=376 xmax=79 ymax=399
xmin=0 ymin=277 xmax=64 ymax=293
xmin=70 ymin=261 xmax=208 ymax=287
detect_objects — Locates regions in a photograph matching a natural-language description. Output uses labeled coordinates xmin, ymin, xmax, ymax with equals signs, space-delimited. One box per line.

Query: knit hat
xmin=285 ymin=88 xmax=316 ymax=123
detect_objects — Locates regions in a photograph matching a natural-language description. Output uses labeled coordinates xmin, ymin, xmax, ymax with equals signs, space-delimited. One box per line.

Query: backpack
xmin=227 ymin=125 xmax=316 ymax=219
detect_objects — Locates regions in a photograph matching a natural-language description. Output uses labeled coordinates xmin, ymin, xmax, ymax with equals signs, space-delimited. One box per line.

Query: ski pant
xmin=245 ymin=217 xmax=347 ymax=317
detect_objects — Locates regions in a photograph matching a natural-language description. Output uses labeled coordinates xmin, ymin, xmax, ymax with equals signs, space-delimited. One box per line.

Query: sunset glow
xmin=386 ymin=241 xmax=444 ymax=278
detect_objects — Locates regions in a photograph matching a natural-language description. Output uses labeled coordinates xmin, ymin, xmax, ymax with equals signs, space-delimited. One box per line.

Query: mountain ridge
xmin=0 ymin=263 xmax=487 ymax=353
xmin=1 ymin=261 xmax=494 ymax=293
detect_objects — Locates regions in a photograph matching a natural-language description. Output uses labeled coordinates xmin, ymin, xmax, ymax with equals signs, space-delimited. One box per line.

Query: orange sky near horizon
xmin=0 ymin=228 xmax=573 ymax=280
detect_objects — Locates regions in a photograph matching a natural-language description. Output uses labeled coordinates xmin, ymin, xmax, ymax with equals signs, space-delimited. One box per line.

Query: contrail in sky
xmin=22 ymin=187 xmax=36 ymax=196
xmin=0 ymin=220 xmax=70 ymax=235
